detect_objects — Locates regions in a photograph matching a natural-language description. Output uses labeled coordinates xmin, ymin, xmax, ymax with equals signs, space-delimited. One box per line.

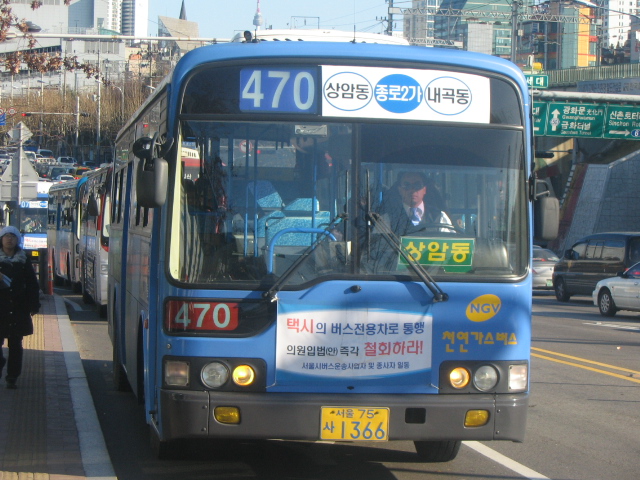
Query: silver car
xmin=532 ymin=247 xmax=559 ymax=289
xmin=592 ymin=262 xmax=640 ymax=317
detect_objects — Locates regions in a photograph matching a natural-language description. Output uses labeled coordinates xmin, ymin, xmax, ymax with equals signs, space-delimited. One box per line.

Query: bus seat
xmin=246 ymin=180 xmax=283 ymax=210
xmin=283 ymin=197 xmax=319 ymax=213
xmin=264 ymin=212 xmax=331 ymax=246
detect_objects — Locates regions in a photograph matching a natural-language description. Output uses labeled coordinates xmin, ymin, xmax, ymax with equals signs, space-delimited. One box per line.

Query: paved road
xmin=64 ymin=289 xmax=640 ymax=480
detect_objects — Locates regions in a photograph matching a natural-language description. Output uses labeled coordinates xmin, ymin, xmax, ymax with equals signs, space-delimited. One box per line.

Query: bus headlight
xmin=201 ymin=362 xmax=229 ymax=388
xmin=232 ymin=365 xmax=255 ymax=386
xmin=473 ymin=365 xmax=499 ymax=391
xmin=449 ymin=367 xmax=471 ymax=389
xmin=509 ymin=364 xmax=528 ymax=392
xmin=165 ymin=360 xmax=189 ymax=386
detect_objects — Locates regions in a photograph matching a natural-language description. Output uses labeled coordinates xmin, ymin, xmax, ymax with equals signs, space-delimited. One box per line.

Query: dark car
xmin=553 ymin=232 xmax=640 ymax=302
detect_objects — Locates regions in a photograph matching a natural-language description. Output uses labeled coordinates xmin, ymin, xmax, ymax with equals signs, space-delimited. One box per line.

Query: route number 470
xmin=240 ymin=68 xmax=316 ymax=112
xmin=165 ymin=300 xmax=239 ymax=332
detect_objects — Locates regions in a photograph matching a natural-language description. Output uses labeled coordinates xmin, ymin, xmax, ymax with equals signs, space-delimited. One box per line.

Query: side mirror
xmin=137 ymin=157 xmax=168 ymax=207
xmin=132 ymin=134 xmax=172 ymax=208
xmin=534 ymin=195 xmax=559 ymax=241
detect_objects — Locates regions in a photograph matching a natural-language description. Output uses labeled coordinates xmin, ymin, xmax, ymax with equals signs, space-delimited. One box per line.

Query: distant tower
xmin=179 ymin=0 xmax=187 ymax=21
xmin=253 ymin=0 xmax=263 ymax=30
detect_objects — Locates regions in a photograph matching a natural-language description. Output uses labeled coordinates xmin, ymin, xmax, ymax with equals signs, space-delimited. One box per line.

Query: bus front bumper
xmin=157 ymin=390 xmax=528 ymax=443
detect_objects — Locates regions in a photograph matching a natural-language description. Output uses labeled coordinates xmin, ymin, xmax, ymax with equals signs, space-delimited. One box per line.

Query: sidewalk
xmin=0 ymin=293 xmax=116 ymax=480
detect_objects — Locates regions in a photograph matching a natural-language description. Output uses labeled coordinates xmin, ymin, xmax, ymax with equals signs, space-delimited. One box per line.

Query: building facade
xmin=121 ymin=0 xmax=148 ymax=37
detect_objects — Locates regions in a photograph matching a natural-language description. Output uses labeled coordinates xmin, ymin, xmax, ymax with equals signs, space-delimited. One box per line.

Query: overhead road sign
xmin=526 ymin=74 xmax=548 ymax=89
xmin=533 ymin=102 xmax=548 ymax=136
xmin=533 ymin=89 xmax=640 ymax=140
xmin=546 ymin=102 xmax=606 ymax=138
xmin=604 ymin=105 xmax=640 ymax=139
xmin=533 ymin=101 xmax=640 ymax=139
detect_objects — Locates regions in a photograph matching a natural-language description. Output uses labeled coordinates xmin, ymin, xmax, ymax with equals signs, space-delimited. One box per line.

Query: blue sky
xmin=148 ymin=0 xmax=396 ymax=40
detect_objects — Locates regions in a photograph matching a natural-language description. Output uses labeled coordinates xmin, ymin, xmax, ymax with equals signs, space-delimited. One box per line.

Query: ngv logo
xmin=466 ymin=294 xmax=501 ymax=322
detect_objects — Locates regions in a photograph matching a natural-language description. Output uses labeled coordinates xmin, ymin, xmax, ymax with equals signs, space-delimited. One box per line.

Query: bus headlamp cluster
xmin=200 ymin=362 xmax=256 ymax=389
xmin=449 ymin=366 xmax=498 ymax=391
xmin=163 ymin=357 xmax=264 ymax=391
xmin=441 ymin=361 xmax=528 ymax=394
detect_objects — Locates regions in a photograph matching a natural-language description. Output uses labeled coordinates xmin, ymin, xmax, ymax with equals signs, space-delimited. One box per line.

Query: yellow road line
xmin=531 ymin=347 xmax=640 ymax=384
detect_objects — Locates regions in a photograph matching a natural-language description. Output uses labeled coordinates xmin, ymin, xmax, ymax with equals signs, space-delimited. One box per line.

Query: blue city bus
xmin=47 ymin=177 xmax=88 ymax=291
xmin=18 ymin=180 xmax=51 ymax=253
xmin=109 ymin=37 xmax=558 ymax=460
xmin=77 ymin=166 xmax=112 ymax=316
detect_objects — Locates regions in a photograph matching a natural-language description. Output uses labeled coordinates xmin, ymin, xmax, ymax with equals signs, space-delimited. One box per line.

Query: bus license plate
xmin=320 ymin=407 xmax=389 ymax=441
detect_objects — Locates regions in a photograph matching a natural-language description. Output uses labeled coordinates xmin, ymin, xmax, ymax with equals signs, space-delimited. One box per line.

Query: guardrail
xmin=548 ymin=64 xmax=640 ymax=88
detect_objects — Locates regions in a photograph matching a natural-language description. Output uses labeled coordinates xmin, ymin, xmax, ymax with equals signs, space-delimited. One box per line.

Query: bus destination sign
xmin=239 ymin=66 xmax=491 ymax=123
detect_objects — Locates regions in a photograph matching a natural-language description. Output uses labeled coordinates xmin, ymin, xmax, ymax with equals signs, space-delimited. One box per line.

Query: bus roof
xmin=118 ymin=39 xmax=527 ymax=142
xmin=231 ymin=29 xmax=409 ymax=45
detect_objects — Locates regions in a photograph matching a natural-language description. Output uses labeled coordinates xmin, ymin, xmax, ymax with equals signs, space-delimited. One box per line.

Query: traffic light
xmin=21 ymin=113 xmax=32 ymax=117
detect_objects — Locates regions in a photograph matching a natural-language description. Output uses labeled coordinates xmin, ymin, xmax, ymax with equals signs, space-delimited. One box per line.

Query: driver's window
xmin=572 ymin=242 xmax=587 ymax=260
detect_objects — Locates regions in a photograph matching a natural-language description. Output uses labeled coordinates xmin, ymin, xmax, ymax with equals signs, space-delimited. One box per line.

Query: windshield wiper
xmin=262 ymin=213 xmax=347 ymax=302
xmin=365 ymin=211 xmax=449 ymax=303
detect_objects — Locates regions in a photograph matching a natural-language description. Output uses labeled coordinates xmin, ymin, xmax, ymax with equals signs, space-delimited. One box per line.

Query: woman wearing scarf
xmin=0 ymin=226 xmax=41 ymax=389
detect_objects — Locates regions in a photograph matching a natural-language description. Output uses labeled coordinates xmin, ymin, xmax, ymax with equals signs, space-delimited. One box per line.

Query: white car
xmin=592 ymin=262 xmax=640 ymax=316
xmin=53 ymin=174 xmax=76 ymax=183
xmin=532 ymin=246 xmax=559 ymax=289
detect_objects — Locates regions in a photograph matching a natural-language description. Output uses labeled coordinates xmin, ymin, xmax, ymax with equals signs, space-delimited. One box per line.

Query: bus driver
xmin=381 ymin=171 xmax=455 ymax=236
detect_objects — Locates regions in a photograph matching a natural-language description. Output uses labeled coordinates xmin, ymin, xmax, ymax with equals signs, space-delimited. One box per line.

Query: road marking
xmin=464 ymin=441 xmax=550 ymax=479
xmin=583 ymin=321 xmax=640 ymax=331
xmin=532 ymin=347 xmax=640 ymax=384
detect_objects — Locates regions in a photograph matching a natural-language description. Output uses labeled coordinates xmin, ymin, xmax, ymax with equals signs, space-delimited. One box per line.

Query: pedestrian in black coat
xmin=0 ymin=225 xmax=41 ymax=389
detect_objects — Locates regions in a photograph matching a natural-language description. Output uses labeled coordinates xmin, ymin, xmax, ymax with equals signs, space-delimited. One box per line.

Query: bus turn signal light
xmin=232 ymin=365 xmax=255 ymax=386
xmin=449 ymin=367 xmax=471 ymax=389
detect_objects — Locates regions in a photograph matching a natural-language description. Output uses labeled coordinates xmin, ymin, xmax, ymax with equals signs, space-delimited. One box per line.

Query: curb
xmin=54 ymin=294 xmax=118 ymax=480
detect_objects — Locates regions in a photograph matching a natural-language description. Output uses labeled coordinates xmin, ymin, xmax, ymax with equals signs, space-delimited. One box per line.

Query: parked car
xmin=553 ymin=232 xmax=640 ymax=302
xmin=71 ymin=167 xmax=90 ymax=178
xmin=592 ymin=262 xmax=640 ymax=316
xmin=57 ymin=156 xmax=77 ymax=165
xmin=53 ymin=174 xmax=76 ymax=183
xmin=47 ymin=165 xmax=74 ymax=179
xmin=24 ymin=151 xmax=37 ymax=163
xmin=532 ymin=246 xmax=559 ymax=289
xmin=37 ymin=149 xmax=55 ymax=159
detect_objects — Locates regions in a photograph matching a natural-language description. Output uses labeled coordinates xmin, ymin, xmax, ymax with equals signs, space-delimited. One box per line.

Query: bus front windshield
xmin=169 ymin=121 xmax=527 ymax=287
xmin=20 ymin=207 xmax=47 ymax=234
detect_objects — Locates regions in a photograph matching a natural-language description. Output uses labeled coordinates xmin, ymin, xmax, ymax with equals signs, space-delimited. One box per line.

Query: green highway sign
xmin=533 ymin=102 xmax=548 ymax=135
xmin=534 ymin=101 xmax=640 ymax=140
xmin=604 ymin=105 xmax=640 ymax=139
xmin=546 ymin=102 xmax=606 ymax=138
xmin=526 ymin=74 xmax=549 ymax=89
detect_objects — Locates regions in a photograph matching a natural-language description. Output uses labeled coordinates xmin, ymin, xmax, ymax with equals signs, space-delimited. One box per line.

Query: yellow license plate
xmin=320 ymin=407 xmax=389 ymax=441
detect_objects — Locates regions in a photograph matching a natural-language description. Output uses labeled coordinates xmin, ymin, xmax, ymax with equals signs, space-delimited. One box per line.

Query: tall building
xmin=603 ymin=0 xmax=640 ymax=48
xmin=403 ymin=0 xmax=434 ymax=42
xmin=121 ymin=0 xmax=149 ymax=37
